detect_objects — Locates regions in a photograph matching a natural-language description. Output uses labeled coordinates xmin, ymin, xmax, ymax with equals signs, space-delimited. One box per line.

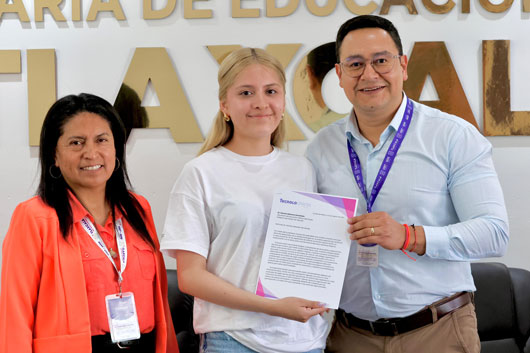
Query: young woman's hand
xmin=268 ymin=297 xmax=328 ymax=322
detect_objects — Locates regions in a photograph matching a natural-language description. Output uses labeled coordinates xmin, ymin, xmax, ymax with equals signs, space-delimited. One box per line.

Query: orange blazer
xmin=0 ymin=195 xmax=178 ymax=353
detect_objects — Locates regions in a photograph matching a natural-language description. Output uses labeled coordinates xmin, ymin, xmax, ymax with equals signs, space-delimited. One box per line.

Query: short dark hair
xmin=38 ymin=93 xmax=153 ymax=247
xmin=335 ymin=15 xmax=403 ymax=62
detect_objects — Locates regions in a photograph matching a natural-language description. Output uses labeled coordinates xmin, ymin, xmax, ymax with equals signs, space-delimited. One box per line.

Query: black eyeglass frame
xmin=339 ymin=54 xmax=402 ymax=78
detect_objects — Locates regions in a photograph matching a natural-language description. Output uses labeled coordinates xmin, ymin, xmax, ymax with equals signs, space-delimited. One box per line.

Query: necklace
xmin=109 ymin=247 xmax=118 ymax=259
xmin=108 ymin=225 xmax=118 ymax=259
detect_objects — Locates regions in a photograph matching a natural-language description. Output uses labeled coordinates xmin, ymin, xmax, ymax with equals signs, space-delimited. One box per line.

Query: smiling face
xmin=336 ymin=27 xmax=408 ymax=121
xmin=54 ymin=112 xmax=116 ymax=196
xmin=220 ymin=63 xmax=285 ymax=145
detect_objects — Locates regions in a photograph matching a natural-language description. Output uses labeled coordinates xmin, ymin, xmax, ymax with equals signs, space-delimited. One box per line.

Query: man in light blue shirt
xmin=306 ymin=15 xmax=508 ymax=353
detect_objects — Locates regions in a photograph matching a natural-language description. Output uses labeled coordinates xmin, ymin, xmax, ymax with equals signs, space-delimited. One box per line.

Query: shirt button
xmin=84 ymin=252 xmax=89 ymax=258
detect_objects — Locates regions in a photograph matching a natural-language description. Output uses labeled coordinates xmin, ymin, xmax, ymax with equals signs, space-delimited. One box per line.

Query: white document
xmin=256 ymin=191 xmax=357 ymax=309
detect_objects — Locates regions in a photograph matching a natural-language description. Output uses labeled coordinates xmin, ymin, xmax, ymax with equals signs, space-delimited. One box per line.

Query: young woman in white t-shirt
xmin=161 ymin=48 xmax=329 ymax=353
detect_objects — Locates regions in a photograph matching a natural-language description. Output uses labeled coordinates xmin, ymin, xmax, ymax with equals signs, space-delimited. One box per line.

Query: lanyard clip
xmin=118 ymin=274 xmax=123 ymax=298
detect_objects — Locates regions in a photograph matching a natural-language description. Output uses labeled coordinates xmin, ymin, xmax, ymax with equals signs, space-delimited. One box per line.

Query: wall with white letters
xmin=1 ymin=1 xmax=529 ymax=281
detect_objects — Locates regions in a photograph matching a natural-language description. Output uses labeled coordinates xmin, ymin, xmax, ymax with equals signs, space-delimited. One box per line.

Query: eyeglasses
xmin=339 ymin=53 xmax=401 ymax=78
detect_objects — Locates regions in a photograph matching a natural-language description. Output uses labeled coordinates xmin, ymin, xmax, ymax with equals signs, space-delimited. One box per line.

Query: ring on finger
xmin=370 ymin=227 xmax=375 ymax=235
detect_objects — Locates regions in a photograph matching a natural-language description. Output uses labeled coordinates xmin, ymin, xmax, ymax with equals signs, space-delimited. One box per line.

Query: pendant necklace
xmin=109 ymin=248 xmax=118 ymax=259
xmin=109 ymin=227 xmax=118 ymax=259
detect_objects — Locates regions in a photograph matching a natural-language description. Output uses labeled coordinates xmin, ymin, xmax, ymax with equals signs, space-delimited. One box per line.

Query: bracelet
xmin=411 ymin=224 xmax=417 ymax=252
xmin=402 ymin=224 xmax=410 ymax=250
xmin=401 ymin=224 xmax=416 ymax=261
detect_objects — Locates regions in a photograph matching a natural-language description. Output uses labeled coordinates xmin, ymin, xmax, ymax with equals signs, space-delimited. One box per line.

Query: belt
xmin=91 ymin=330 xmax=155 ymax=351
xmin=337 ymin=291 xmax=473 ymax=336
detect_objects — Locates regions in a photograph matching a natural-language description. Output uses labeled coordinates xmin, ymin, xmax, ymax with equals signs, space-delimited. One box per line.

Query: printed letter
xmin=143 ymin=0 xmax=177 ymax=19
xmin=380 ymin=0 xmax=418 ymax=14
xmin=28 ymin=49 xmax=57 ymax=146
xmin=266 ymin=0 xmax=299 ymax=17
xmin=121 ymin=48 xmax=203 ymax=142
xmin=461 ymin=0 xmax=470 ymax=13
xmin=0 ymin=0 xmax=30 ymax=22
xmin=344 ymin=0 xmax=377 ymax=15
xmin=479 ymin=0 xmax=513 ymax=12
xmin=0 ymin=50 xmax=21 ymax=74
xmin=232 ymin=0 xmax=260 ymax=17
xmin=35 ymin=0 xmax=67 ymax=22
xmin=421 ymin=0 xmax=455 ymax=13
xmin=403 ymin=42 xmax=477 ymax=128
xmin=87 ymin=0 xmax=126 ymax=21
xmin=72 ymin=0 xmax=82 ymax=21
xmin=293 ymin=42 xmax=347 ymax=132
xmin=305 ymin=0 xmax=337 ymax=16
xmin=483 ymin=40 xmax=530 ymax=135
xmin=184 ymin=0 xmax=213 ymax=18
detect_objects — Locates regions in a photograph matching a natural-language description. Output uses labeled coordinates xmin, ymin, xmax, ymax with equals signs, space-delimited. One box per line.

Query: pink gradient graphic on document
xmin=256 ymin=277 xmax=278 ymax=299
xmin=294 ymin=191 xmax=357 ymax=217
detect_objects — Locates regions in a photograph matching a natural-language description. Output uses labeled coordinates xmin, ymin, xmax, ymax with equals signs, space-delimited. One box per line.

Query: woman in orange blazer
xmin=0 ymin=94 xmax=178 ymax=353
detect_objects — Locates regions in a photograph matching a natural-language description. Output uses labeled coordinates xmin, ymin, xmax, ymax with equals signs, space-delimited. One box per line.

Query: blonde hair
xmin=198 ymin=48 xmax=286 ymax=156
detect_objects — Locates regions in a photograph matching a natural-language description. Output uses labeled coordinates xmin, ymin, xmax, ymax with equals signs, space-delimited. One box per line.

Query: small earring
xmin=281 ymin=113 xmax=285 ymax=120
xmin=49 ymin=165 xmax=62 ymax=179
xmin=114 ymin=158 xmax=121 ymax=172
xmin=223 ymin=112 xmax=231 ymax=122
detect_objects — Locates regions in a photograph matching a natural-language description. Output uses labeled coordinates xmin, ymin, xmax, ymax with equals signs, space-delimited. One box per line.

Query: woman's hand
xmin=268 ymin=297 xmax=328 ymax=323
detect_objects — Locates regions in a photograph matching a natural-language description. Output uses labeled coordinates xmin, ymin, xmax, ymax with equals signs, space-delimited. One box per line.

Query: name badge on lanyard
xmin=347 ymin=99 xmax=414 ymax=267
xmin=81 ymin=217 xmax=141 ymax=343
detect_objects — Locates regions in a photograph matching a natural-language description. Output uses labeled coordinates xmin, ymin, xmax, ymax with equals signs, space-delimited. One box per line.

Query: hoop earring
xmin=49 ymin=166 xmax=62 ymax=179
xmin=114 ymin=158 xmax=121 ymax=172
xmin=223 ymin=112 xmax=231 ymax=122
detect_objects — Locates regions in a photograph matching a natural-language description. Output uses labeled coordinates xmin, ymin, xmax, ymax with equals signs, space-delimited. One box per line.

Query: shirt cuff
xmin=423 ymin=225 xmax=450 ymax=259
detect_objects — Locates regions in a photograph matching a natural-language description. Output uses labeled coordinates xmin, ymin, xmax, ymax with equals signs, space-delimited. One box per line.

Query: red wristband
xmin=402 ymin=224 xmax=410 ymax=250
xmin=411 ymin=224 xmax=417 ymax=252
xmin=401 ymin=224 xmax=416 ymax=261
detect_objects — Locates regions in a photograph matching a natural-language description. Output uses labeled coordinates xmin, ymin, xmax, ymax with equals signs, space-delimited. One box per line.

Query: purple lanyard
xmin=347 ymin=98 xmax=414 ymax=213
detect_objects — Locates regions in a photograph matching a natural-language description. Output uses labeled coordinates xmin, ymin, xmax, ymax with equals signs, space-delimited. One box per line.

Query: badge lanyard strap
xmin=347 ymin=98 xmax=414 ymax=243
xmin=81 ymin=217 xmax=127 ymax=296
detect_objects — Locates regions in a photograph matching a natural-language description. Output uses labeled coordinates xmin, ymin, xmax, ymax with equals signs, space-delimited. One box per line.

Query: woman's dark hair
xmin=336 ymin=15 xmax=403 ymax=62
xmin=38 ymin=93 xmax=154 ymax=247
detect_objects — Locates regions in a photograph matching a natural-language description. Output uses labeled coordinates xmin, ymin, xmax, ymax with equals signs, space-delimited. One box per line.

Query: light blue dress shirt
xmin=305 ymin=95 xmax=509 ymax=321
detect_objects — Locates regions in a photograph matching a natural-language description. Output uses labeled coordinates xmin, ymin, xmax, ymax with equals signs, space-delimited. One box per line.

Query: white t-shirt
xmin=161 ymin=147 xmax=328 ymax=353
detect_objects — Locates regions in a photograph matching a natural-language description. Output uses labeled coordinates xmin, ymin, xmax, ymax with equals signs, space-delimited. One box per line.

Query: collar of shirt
xmin=345 ymin=93 xmax=408 ymax=151
xmin=67 ymin=190 xmax=123 ymax=228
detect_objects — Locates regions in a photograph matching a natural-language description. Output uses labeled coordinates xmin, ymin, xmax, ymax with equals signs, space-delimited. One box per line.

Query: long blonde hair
xmin=198 ymin=48 xmax=286 ymax=156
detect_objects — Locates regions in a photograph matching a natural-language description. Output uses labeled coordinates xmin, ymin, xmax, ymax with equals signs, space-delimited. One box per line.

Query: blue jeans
xmin=200 ymin=331 xmax=323 ymax=353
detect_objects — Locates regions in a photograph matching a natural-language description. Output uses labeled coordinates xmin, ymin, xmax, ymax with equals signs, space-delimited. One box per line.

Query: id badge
xmin=105 ymin=292 xmax=141 ymax=343
xmin=356 ymin=245 xmax=379 ymax=267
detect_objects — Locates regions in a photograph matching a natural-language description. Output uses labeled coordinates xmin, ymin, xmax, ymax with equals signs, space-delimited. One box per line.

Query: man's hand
xmin=347 ymin=212 xmax=426 ymax=254
xmin=347 ymin=211 xmax=406 ymax=250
